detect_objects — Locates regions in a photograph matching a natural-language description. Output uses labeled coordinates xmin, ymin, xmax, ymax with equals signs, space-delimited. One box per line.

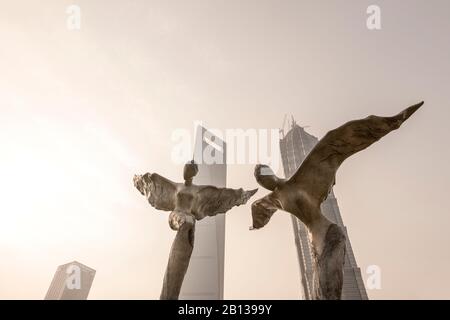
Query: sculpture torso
xmin=173 ymin=185 xmax=210 ymax=221
xmin=274 ymin=184 xmax=335 ymax=255
xmin=175 ymin=187 xmax=195 ymax=216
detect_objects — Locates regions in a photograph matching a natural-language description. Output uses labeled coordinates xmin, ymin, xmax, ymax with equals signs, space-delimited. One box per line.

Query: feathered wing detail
xmin=133 ymin=173 xmax=179 ymax=211
xmin=192 ymin=186 xmax=258 ymax=218
xmin=288 ymin=102 xmax=423 ymax=205
xmin=250 ymin=192 xmax=282 ymax=230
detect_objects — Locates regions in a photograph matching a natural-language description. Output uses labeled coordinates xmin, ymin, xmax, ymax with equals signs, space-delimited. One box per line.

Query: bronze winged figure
xmin=251 ymin=101 xmax=423 ymax=300
xmin=134 ymin=161 xmax=257 ymax=300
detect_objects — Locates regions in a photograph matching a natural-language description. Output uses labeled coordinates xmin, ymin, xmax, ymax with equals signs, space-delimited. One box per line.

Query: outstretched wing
xmin=133 ymin=173 xmax=179 ymax=211
xmin=192 ymin=186 xmax=257 ymax=218
xmin=289 ymin=102 xmax=423 ymax=205
xmin=250 ymin=192 xmax=282 ymax=230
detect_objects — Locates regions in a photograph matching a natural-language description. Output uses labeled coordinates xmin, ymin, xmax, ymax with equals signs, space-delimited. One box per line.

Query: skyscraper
xmin=45 ymin=261 xmax=96 ymax=300
xmin=179 ymin=126 xmax=227 ymax=300
xmin=279 ymin=119 xmax=368 ymax=300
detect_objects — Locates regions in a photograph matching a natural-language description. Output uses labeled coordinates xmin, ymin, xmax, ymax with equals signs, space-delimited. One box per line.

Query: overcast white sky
xmin=0 ymin=0 xmax=449 ymax=299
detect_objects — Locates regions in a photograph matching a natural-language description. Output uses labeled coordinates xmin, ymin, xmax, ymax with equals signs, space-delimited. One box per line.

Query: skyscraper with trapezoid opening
xmin=179 ymin=125 xmax=226 ymax=300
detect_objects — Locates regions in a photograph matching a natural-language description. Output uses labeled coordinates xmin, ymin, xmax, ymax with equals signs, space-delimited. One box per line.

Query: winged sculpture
xmin=134 ymin=161 xmax=257 ymax=300
xmin=251 ymin=101 xmax=424 ymax=300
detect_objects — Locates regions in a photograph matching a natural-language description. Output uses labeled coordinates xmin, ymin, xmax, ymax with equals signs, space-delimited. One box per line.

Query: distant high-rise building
xmin=279 ymin=119 xmax=368 ymax=300
xmin=179 ymin=126 xmax=227 ymax=300
xmin=45 ymin=261 xmax=96 ymax=300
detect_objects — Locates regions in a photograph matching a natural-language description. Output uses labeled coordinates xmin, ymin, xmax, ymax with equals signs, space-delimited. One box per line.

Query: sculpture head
xmin=254 ymin=164 xmax=284 ymax=191
xmin=183 ymin=160 xmax=198 ymax=186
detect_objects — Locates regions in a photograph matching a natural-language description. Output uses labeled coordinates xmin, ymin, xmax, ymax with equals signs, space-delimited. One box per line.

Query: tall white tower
xmin=179 ymin=126 xmax=227 ymax=300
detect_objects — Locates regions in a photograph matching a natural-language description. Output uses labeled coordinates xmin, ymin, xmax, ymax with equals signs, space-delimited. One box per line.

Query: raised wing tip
xmin=403 ymin=101 xmax=424 ymax=120
xmin=242 ymin=188 xmax=258 ymax=204
xmin=133 ymin=174 xmax=143 ymax=188
xmin=133 ymin=173 xmax=153 ymax=195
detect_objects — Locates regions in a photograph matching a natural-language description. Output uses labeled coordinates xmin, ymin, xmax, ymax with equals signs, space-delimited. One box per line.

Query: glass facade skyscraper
xmin=44 ymin=261 xmax=96 ymax=300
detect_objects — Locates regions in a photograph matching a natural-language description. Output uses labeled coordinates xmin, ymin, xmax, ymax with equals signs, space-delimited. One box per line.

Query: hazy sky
xmin=0 ymin=0 xmax=449 ymax=299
